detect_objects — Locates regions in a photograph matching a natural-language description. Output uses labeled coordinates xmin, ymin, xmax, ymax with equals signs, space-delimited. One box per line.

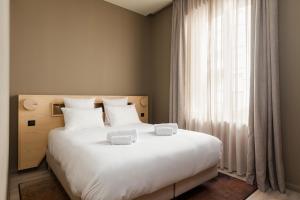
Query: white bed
xmin=48 ymin=123 xmax=222 ymax=200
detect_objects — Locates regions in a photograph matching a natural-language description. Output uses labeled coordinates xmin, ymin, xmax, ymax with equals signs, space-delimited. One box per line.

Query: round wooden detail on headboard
xmin=140 ymin=97 xmax=147 ymax=108
xmin=23 ymin=99 xmax=38 ymax=111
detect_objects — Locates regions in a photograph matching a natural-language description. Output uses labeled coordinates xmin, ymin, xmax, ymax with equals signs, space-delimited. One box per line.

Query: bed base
xmin=46 ymin=151 xmax=218 ymax=200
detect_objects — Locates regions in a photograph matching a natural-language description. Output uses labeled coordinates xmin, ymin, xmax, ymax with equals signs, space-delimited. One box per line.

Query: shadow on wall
xmin=9 ymin=95 xmax=18 ymax=172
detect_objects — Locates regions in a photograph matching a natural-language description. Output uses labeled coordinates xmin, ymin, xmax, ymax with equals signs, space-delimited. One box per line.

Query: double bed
xmin=18 ymin=95 xmax=222 ymax=200
xmin=47 ymin=123 xmax=221 ymax=200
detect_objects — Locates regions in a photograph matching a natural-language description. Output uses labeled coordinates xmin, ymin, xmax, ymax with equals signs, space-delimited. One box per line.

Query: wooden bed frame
xmin=19 ymin=94 xmax=219 ymax=199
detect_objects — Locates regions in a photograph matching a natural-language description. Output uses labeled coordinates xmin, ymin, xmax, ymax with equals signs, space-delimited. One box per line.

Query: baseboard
xmin=286 ymin=182 xmax=300 ymax=193
xmin=218 ymin=169 xmax=247 ymax=182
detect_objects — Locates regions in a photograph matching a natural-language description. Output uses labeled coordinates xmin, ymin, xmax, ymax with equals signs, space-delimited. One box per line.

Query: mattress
xmin=48 ymin=123 xmax=222 ymax=200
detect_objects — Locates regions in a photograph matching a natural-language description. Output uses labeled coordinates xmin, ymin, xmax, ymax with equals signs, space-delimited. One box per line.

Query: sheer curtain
xmin=170 ymin=0 xmax=251 ymax=175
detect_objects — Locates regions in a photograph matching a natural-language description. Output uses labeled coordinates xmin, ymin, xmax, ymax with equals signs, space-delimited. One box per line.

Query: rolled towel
xmin=110 ymin=135 xmax=133 ymax=145
xmin=155 ymin=127 xmax=173 ymax=136
xmin=107 ymin=129 xmax=138 ymax=143
xmin=154 ymin=123 xmax=178 ymax=134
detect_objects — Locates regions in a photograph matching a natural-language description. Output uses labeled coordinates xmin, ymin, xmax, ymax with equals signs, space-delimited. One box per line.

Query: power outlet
xmin=27 ymin=120 xmax=36 ymax=126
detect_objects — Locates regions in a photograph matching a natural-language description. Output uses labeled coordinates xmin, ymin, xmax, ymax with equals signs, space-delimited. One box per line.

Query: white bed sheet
xmin=48 ymin=123 xmax=222 ymax=200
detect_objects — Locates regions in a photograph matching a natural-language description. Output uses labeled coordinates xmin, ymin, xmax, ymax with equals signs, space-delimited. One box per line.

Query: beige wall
xmin=10 ymin=0 xmax=151 ymax=171
xmin=149 ymin=6 xmax=172 ymax=123
xmin=279 ymin=0 xmax=300 ymax=192
xmin=0 ymin=0 xmax=10 ymax=198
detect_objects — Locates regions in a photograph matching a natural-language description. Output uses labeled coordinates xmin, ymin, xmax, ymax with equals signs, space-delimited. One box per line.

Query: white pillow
xmin=102 ymin=97 xmax=128 ymax=123
xmin=62 ymin=108 xmax=104 ymax=131
xmin=105 ymin=104 xmax=141 ymax=127
xmin=64 ymin=98 xmax=95 ymax=109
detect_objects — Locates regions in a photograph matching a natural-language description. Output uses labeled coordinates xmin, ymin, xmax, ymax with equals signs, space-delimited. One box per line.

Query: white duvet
xmin=48 ymin=123 xmax=222 ymax=200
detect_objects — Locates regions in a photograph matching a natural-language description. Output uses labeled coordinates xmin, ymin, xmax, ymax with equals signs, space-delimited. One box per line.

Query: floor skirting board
xmin=287 ymin=182 xmax=300 ymax=193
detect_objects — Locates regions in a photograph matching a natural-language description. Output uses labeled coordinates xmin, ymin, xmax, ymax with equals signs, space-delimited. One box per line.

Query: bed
xmin=47 ymin=123 xmax=222 ymax=200
xmin=18 ymin=95 xmax=222 ymax=200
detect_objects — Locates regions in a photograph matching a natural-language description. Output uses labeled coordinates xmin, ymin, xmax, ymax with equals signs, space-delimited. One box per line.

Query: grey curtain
xmin=169 ymin=0 xmax=186 ymax=128
xmin=246 ymin=0 xmax=285 ymax=193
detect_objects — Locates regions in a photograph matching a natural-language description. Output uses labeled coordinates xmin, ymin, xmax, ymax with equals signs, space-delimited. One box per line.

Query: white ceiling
xmin=104 ymin=0 xmax=172 ymax=16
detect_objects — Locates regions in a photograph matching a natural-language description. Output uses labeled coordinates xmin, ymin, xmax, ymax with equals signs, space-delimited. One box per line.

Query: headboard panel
xmin=18 ymin=95 xmax=148 ymax=170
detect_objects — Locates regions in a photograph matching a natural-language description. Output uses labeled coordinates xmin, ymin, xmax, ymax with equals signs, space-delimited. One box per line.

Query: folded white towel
xmin=110 ymin=135 xmax=133 ymax=145
xmin=107 ymin=129 xmax=138 ymax=143
xmin=155 ymin=127 xmax=173 ymax=136
xmin=154 ymin=123 xmax=178 ymax=134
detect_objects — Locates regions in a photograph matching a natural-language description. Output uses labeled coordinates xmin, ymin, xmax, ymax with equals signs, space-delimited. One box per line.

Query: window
xmin=186 ymin=0 xmax=251 ymax=130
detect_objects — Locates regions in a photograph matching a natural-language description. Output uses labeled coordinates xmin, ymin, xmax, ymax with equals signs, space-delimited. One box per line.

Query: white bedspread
xmin=48 ymin=123 xmax=222 ymax=200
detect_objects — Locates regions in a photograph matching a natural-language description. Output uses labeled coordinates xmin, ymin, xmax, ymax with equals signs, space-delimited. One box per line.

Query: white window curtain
xmin=170 ymin=0 xmax=251 ymax=175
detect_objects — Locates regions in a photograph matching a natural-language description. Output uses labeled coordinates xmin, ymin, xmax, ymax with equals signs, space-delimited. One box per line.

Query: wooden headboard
xmin=18 ymin=95 xmax=148 ymax=170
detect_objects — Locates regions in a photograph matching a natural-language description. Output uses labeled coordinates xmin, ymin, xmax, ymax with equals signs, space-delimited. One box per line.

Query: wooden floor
xmin=9 ymin=169 xmax=300 ymax=200
xmin=9 ymin=170 xmax=50 ymax=200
